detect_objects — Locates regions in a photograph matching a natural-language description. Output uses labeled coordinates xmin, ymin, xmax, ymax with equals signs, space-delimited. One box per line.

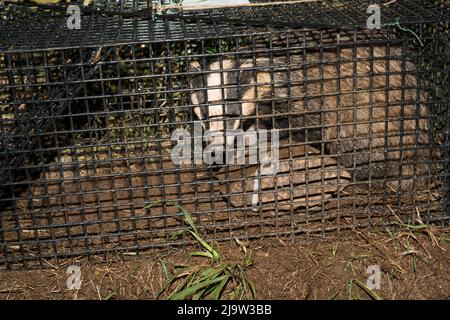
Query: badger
xmin=189 ymin=35 xmax=432 ymax=190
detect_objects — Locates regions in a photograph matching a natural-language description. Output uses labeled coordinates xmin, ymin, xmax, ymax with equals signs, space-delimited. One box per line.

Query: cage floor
xmin=1 ymin=144 xmax=446 ymax=268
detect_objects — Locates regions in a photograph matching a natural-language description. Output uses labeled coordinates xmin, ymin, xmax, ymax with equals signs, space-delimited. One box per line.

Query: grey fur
xmin=189 ymin=43 xmax=432 ymax=189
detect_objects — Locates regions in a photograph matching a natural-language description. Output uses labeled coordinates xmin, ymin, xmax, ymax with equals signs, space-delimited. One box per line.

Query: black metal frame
xmin=0 ymin=0 xmax=449 ymax=269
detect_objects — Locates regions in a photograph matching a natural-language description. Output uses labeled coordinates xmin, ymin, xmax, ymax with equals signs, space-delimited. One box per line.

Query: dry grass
xmin=0 ymin=224 xmax=448 ymax=300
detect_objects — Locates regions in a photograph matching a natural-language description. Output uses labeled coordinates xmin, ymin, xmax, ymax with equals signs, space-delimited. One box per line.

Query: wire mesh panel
xmin=0 ymin=0 xmax=449 ymax=269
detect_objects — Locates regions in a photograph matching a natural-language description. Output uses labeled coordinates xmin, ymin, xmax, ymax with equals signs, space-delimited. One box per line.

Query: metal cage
xmin=0 ymin=0 xmax=449 ymax=269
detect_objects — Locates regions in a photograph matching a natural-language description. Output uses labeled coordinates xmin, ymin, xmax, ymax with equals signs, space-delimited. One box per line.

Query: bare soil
xmin=0 ymin=226 xmax=448 ymax=300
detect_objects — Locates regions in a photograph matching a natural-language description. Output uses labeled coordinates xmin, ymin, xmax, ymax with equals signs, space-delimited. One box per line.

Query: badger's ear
xmin=239 ymin=58 xmax=269 ymax=84
xmin=239 ymin=58 xmax=271 ymax=101
xmin=188 ymin=60 xmax=203 ymax=91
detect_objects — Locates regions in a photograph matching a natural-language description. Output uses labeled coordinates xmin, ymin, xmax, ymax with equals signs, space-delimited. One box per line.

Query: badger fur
xmin=189 ymin=39 xmax=431 ymax=189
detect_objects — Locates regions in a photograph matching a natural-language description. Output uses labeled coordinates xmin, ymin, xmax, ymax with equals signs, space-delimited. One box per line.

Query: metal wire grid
xmin=1 ymin=0 xmax=449 ymax=50
xmin=0 ymin=0 xmax=449 ymax=269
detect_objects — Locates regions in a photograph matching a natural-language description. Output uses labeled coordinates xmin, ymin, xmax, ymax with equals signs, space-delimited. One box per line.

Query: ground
xmin=0 ymin=225 xmax=448 ymax=300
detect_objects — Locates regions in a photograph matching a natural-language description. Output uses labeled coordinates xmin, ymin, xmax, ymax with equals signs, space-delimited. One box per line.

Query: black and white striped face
xmin=189 ymin=59 xmax=270 ymax=148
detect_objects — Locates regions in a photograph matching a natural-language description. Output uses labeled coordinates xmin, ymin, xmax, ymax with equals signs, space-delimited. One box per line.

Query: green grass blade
xmin=102 ymin=292 xmax=117 ymax=300
xmin=211 ymin=275 xmax=231 ymax=300
xmin=187 ymin=230 xmax=216 ymax=257
xmin=247 ymin=279 xmax=257 ymax=299
xmin=191 ymin=265 xmax=229 ymax=286
xmin=187 ymin=228 xmax=220 ymax=262
xmin=353 ymin=279 xmax=383 ymax=300
xmin=167 ymin=274 xmax=195 ymax=299
xmin=173 ymin=202 xmax=221 ymax=262
xmin=190 ymin=251 xmax=214 ymax=260
xmin=159 ymin=258 xmax=171 ymax=281
xmin=169 ymin=275 xmax=229 ymax=300
xmin=174 ymin=202 xmax=199 ymax=234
